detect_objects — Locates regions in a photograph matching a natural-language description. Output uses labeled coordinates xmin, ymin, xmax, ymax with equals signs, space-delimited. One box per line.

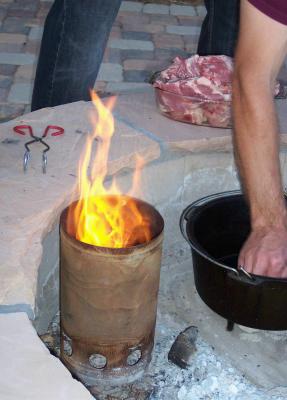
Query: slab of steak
xmin=153 ymin=55 xmax=280 ymax=128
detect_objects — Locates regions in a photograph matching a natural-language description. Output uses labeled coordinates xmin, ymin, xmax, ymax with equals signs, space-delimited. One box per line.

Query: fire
xmin=67 ymin=91 xmax=152 ymax=248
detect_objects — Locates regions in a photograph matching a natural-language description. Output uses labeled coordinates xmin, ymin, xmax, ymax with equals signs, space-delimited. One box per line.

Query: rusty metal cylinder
xmin=60 ymin=196 xmax=164 ymax=385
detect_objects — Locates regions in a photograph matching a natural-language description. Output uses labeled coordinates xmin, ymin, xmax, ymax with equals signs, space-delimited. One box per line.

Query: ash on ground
xmin=41 ymin=311 xmax=286 ymax=400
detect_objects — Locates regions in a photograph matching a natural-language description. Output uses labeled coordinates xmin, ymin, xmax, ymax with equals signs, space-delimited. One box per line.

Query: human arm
xmin=233 ymin=0 xmax=287 ymax=277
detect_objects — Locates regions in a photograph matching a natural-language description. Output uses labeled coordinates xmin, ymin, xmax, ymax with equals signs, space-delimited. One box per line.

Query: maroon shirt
xmin=248 ymin=0 xmax=287 ymax=25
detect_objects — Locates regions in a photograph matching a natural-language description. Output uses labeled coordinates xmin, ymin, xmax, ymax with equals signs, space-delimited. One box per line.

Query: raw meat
xmin=153 ymin=55 xmax=233 ymax=128
xmin=154 ymin=55 xmax=281 ymax=128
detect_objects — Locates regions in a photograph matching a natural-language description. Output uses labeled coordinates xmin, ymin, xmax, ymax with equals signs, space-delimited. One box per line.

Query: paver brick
xmin=29 ymin=26 xmax=43 ymax=40
xmin=0 ymin=33 xmax=27 ymax=44
xmin=116 ymin=14 xmax=150 ymax=25
xmin=124 ymin=69 xmax=152 ymax=82
xmin=143 ymin=4 xmax=170 ymax=15
xmin=120 ymin=1 xmax=143 ymax=13
xmin=123 ymin=31 xmax=151 ymax=41
xmin=0 ymin=64 xmax=16 ymax=75
xmin=109 ymin=38 xmax=154 ymax=51
xmin=178 ymin=16 xmax=204 ymax=26
xmin=0 ymin=103 xmax=25 ymax=122
xmin=106 ymin=81 xmax=150 ymax=93
xmin=1 ymin=17 xmax=30 ymax=34
xmin=14 ymin=64 xmax=35 ymax=82
xmin=155 ymin=48 xmax=188 ymax=61
xmin=103 ymin=48 xmax=122 ymax=64
xmin=166 ymin=25 xmax=201 ymax=35
xmin=123 ymin=23 xmax=164 ymax=34
xmin=149 ymin=15 xmax=177 ymax=25
xmin=0 ymin=75 xmax=11 ymax=88
xmin=185 ymin=42 xmax=198 ymax=54
xmin=196 ymin=5 xmax=207 ymax=17
xmin=120 ymin=49 xmax=154 ymax=60
xmin=0 ymin=43 xmax=23 ymax=52
xmin=7 ymin=9 xmax=37 ymax=18
xmin=0 ymin=87 xmax=7 ymax=102
xmin=97 ymin=63 xmax=123 ymax=82
xmin=123 ymin=59 xmax=166 ymax=71
xmin=0 ymin=52 xmax=36 ymax=65
xmin=23 ymin=40 xmax=41 ymax=53
xmin=170 ymin=5 xmax=197 ymax=16
xmin=94 ymin=80 xmax=107 ymax=92
xmin=8 ymin=82 xmax=32 ymax=103
xmin=109 ymin=26 xmax=121 ymax=39
xmin=154 ymin=33 xmax=184 ymax=49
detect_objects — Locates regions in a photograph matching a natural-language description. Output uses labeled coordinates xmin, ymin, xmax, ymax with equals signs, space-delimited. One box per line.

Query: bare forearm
xmin=233 ymin=73 xmax=287 ymax=229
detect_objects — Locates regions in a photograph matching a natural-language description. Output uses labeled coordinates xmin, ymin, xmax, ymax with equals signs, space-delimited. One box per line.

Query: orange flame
xmin=67 ymin=91 xmax=152 ymax=248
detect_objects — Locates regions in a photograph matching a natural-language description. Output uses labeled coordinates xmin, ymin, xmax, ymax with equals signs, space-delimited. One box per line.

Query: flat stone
xmin=97 ymin=63 xmax=123 ymax=82
xmin=29 ymin=26 xmax=44 ymax=40
xmin=143 ymin=4 xmax=170 ymax=15
xmin=109 ymin=38 xmax=154 ymax=51
xmin=166 ymin=25 xmax=201 ymax=35
xmin=0 ymin=52 xmax=36 ymax=65
xmin=170 ymin=5 xmax=197 ymax=16
xmin=120 ymin=1 xmax=143 ymax=12
xmin=8 ymin=82 xmax=32 ymax=103
xmin=0 ymin=313 xmax=93 ymax=400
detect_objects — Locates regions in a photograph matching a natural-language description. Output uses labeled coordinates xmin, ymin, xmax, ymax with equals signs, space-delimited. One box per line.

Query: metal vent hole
xmin=89 ymin=354 xmax=107 ymax=369
xmin=127 ymin=349 xmax=142 ymax=366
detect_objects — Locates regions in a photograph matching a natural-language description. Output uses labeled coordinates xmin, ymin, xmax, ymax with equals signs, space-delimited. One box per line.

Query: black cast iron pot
xmin=180 ymin=190 xmax=287 ymax=330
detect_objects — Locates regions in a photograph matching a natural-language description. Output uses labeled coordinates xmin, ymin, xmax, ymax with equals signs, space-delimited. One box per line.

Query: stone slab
xmin=0 ymin=312 xmax=93 ymax=400
xmin=0 ymin=99 xmax=160 ymax=310
xmin=1 ymin=91 xmax=287 ymax=317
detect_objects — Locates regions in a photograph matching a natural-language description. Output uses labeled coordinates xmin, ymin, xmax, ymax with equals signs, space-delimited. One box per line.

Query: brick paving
xmin=0 ymin=0 xmax=206 ymax=122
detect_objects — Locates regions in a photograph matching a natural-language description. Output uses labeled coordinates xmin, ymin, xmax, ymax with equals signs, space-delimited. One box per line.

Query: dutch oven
xmin=180 ymin=190 xmax=287 ymax=330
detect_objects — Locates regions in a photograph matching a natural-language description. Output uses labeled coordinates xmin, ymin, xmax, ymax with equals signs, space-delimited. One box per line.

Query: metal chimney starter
xmin=60 ymin=196 xmax=164 ymax=385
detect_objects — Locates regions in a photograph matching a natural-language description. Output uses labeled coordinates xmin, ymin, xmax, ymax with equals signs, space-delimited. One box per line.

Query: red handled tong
xmin=13 ymin=125 xmax=64 ymax=173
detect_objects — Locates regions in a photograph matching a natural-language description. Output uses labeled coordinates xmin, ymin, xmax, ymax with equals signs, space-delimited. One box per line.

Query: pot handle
xmin=179 ymin=190 xmax=256 ymax=282
xmin=180 ymin=190 xmax=241 ymax=243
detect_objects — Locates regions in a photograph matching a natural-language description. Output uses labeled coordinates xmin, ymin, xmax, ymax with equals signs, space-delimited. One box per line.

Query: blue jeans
xmin=31 ymin=0 xmax=122 ymax=111
xmin=197 ymin=0 xmax=240 ymax=57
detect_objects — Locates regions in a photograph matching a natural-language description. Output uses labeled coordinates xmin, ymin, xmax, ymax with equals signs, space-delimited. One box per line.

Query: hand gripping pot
xmin=60 ymin=196 xmax=164 ymax=385
xmin=180 ymin=190 xmax=287 ymax=331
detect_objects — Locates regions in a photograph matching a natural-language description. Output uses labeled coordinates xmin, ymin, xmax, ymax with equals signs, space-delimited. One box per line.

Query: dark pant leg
xmin=197 ymin=0 xmax=240 ymax=57
xmin=31 ymin=0 xmax=122 ymax=111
